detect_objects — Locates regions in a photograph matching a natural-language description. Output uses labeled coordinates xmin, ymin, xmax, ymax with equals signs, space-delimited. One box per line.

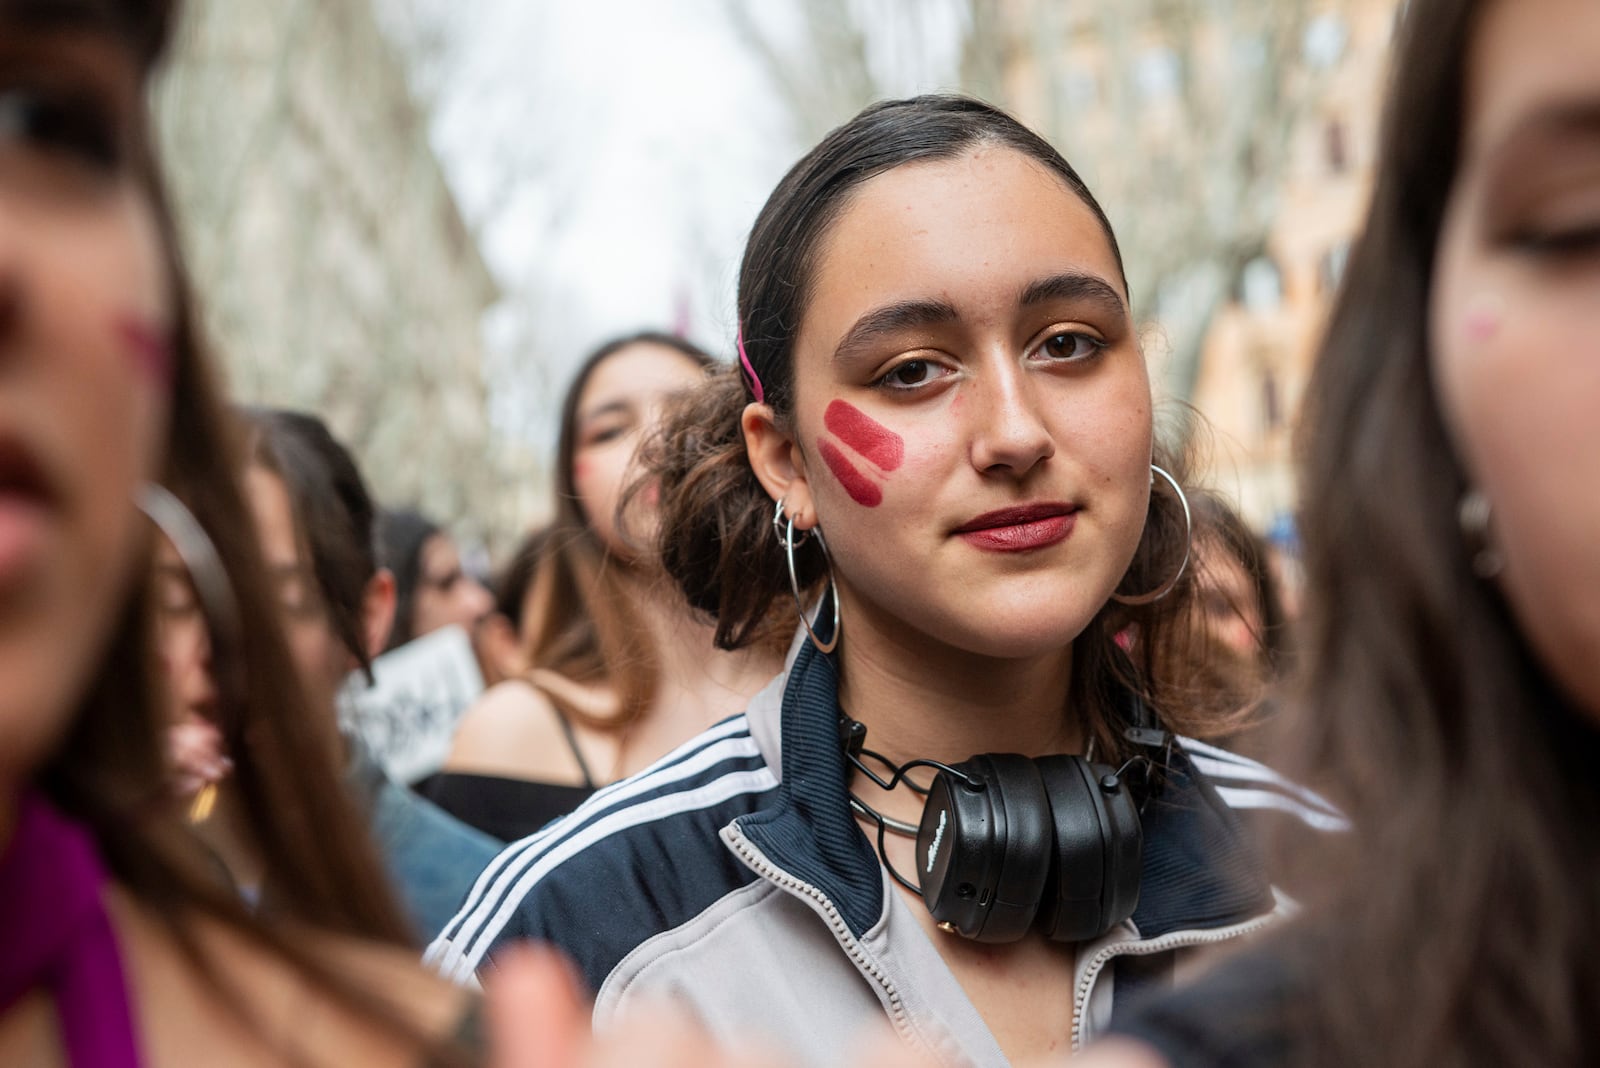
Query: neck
xmin=836 ymin=596 xmax=1082 ymax=822
xmin=624 ymin=569 xmax=776 ymax=697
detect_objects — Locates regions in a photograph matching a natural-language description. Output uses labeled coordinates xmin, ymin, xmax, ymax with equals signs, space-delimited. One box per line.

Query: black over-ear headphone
xmin=843 ymin=708 xmax=1163 ymax=944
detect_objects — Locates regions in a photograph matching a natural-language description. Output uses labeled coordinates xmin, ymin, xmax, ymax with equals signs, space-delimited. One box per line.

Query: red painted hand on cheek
xmin=817 ymin=400 xmax=904 ymax=508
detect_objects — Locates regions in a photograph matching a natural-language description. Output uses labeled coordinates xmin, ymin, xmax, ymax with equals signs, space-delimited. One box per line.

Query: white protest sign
xmin=337 ymin=624 xmax=483 ymax=784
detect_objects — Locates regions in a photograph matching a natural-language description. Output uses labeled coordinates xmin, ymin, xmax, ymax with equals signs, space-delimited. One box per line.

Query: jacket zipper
xmin=1070 ymin=913 xmax=1277 ymax=1051
xmin=725 ymin=831 xmax=921 ymax=1049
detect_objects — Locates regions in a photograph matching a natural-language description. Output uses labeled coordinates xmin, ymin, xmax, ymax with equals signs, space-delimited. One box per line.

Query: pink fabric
xmin=737 ymin=330 xmax=765 ymax=404
xmin=0 ymin=792 xmax=142 ymax=1067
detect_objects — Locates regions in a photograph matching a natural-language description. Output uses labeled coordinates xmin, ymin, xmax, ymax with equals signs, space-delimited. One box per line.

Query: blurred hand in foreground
xmin=485 ymin=944 xmax=933 ymax=1068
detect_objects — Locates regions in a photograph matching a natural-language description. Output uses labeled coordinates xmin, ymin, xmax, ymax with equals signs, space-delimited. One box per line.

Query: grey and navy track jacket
xmin=427 ymin=638 xmax=1342 ymax=1066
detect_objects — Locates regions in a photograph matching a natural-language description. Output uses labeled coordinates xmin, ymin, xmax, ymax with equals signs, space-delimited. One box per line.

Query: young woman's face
xmin=410 ymin=532 xmax=492 ymax=641
xmin=782 ymin=146 xmax=1152 ymax=660
xmin=1431 ymin=0 xmax=1600 ymax=718
xmin=571 ymin=342 xmax=707 ymax=558
xmin=0 ymin=25 xmax=172 ymax=782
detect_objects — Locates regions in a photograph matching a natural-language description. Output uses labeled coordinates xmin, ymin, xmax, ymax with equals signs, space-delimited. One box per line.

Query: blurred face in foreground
xmin=1431 ymin=0 xmax=1600 ymax=718
xmin=0 ymin=21 xmax=172 ymax=788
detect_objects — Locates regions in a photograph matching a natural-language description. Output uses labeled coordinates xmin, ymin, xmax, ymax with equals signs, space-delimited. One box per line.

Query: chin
xmin=933 ymin=603 xmax=1102 ymax=662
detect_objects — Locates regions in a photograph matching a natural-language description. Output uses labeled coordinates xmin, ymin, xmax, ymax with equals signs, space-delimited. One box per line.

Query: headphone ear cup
xmin=917 ymin=754 xmax=1053 ymax=943
xmin=1035 ymin=757 xmax=1144 ymax=942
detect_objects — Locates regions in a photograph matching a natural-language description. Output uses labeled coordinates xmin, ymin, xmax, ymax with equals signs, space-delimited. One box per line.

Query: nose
xmin=968 ymin=354 xmax=1055 ymax=477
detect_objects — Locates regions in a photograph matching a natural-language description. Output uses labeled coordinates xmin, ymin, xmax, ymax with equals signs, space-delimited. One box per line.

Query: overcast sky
xmin=402 ymin=1 xmax=795 ymax=447
xmin=399 ymin=0 xmax=967 ymax=450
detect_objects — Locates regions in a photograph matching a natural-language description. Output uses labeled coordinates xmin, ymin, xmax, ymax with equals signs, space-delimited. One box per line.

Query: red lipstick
xmin=953 ymin=503 xmax=1077 ymax=552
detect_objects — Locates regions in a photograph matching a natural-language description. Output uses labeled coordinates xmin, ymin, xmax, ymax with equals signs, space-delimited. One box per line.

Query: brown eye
xmin=1037 ymin=332 xmax=1105 ymax=363
xmin=877 ymin=359 xmax=953 ymax=391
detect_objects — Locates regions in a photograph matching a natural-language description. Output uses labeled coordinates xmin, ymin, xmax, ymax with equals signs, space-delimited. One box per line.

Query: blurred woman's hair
xmin=491 ymin=526 xmax=552 ymax=639
xmin=241 ymin=407 xmax=380 ymax=679
xmin=27 ymin=2 xmax=457 ymax=1057
xmin=1282 ymin=0 xmax=1600 ymax=1062
xmin=518 ymin=331 xmax=714 ymax=733
xmin=645 ymin=94 xmax=1231 ymax=763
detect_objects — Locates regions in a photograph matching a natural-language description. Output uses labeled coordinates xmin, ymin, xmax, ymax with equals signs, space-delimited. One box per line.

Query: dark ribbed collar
xmin=734 ymin=639 xmax=1275 ymax=940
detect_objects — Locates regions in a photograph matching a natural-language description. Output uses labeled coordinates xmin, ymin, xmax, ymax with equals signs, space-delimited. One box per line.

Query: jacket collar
xmin=734 ymin=636 xmax=1275 ymax=941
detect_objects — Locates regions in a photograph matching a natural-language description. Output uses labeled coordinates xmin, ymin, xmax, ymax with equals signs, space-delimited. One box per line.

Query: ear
xmin=741 ymin=402 xmax=818 ymax=530
xmin=362 ymin=568 xmax=399 ymax=662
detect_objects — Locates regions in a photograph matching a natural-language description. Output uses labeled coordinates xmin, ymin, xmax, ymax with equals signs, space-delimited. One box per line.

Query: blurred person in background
xmin=162 ymin=406 xmax=502 ymax=939
xmin=377 ymin=505 xmax=494 ymax=654
xmin=1078 ymin=0 xmax=1600 ymax=1063
xmin=1184 ymin=494 xmax=1293 ymax=760
xmin=424 ymin=332 xmax=787 ymax=841
xmin=0 ymin=2 xmax=481 ymax=1060
xmin=1190 ymin=496 xmax=1291 ymax=678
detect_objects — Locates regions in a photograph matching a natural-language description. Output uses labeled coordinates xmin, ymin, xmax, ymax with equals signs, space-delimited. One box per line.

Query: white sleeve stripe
xmin=1212 ymin=786 xmax=1351 ymax=832
xmin=1186 ymin=753 xmax=1343 ymax=819
xmin=429 ymin=766 xmax=780 ymax=982
xmin=436 ymin=724 xmax=760 ymax=944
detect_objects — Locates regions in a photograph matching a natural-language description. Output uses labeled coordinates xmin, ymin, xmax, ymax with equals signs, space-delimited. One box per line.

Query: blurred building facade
xmin=153 ymin=0 xmax=538 ymax=548
xmin=993 ymin=0 xmax=1400 ymax=533
xmin=1187 ymin=0 xmax=1399 ymax=531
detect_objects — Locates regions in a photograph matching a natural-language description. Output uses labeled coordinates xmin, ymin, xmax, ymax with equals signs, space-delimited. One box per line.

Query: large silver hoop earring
xmin=1111 ymin=464 xmax=1193 ymax=606
xmin=775 ymin=497 xmax=839 ymax=654
xmin=138 ymin=483 xmax=246 ymax=707
xmin=1458 ymin=488 xmax=1503 ymax=579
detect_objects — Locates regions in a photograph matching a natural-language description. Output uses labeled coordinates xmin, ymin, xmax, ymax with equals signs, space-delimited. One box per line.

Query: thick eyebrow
xmin=1018 ymin=271 xmax=1127 ymax=318
xmin=576 ymin=400 xmax=632 ymax=427
xmin=1484 ymin=98 xmax=1600 ymax=160
xmin=831 ymin=298 xmax=960 ymax=364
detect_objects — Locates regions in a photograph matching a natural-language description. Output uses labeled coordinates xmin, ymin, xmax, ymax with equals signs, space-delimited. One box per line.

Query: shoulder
xmin=446 ymin=679 xmax=570 ymax=780
xmin=425 ymin=714 xmax=779 ymax=993
xmin=1176 ymin=736 xmax=1347 ymax=832
xmin=107 ymin=886 xmax=474 ymax=1067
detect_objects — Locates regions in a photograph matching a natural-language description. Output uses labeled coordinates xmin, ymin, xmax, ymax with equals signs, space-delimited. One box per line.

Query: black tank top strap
xmin=554 ymin=707 xmax=598 ymax=789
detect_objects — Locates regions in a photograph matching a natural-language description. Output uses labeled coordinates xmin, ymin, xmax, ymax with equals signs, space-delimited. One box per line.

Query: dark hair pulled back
xmin=652 ymin=94 xmax=1223 ymax=761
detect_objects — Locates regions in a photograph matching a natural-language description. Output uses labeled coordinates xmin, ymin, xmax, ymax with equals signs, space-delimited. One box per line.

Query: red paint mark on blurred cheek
xmin=824 ymin=400 xmax=903 ymax=471
xmin=818 ymin=439 xmax=882 ymax=507
xmin=116 ymin=317 xmax=173 ymax=388
xmin=1466 ymin=310 xmax=1501 ymax=342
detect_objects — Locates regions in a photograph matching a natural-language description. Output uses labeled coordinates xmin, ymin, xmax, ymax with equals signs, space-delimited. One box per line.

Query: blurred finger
xmin=486 ymin=944 xmax=590 ymax=1067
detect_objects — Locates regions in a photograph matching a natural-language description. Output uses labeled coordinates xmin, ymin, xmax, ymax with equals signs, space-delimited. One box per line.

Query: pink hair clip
xmin=736 ymin=329 xmax=765 ymax=404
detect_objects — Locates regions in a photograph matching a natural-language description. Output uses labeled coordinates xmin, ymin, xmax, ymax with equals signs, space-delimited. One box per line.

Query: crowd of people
xmin=2 ymin=0 xmax=1596 ymax=1065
